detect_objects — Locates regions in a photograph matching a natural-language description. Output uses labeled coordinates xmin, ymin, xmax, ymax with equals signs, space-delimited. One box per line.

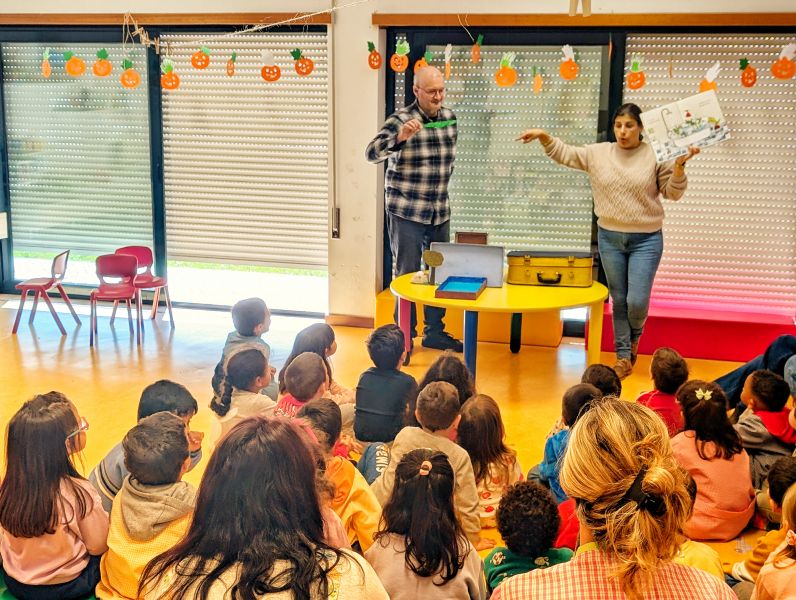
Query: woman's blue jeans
xmin=598 ymin=227 xmax=663 ymax=360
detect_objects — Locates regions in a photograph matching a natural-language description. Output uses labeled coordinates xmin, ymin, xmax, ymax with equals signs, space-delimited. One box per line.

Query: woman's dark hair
xmin=496 ymin=481 xmax=560 ymax=557
xmin=279 ymin=323 xmax=336 ymax=394
xmin=676 ymin=380 xmax=742 ymax=460
xmin=376 ymin=449 xmax=468 ymax=585
xmin=411 ymin=351 xmax=474 ymax=423
xmin=210 ymin=346 xmax=269 ymax=417
xmin=457 ymin=395 xmax=516 ymax=487
xmin=139 ymin=418 xmax=342 ymax=600
xmin=612 ymin=103 xmax=643 ymax=140
xmin=0 ymin=392 xmax=93 ymax=537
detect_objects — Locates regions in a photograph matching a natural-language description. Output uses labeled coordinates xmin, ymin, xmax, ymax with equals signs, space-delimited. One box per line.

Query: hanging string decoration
xmin=227 ymin=52 xmax=237 ymax=77
xmin=495 ymin=52 xmax=518 ymax=87
xmin=699 ymin=61 xmax=720 ymax=92
xmin=261 ymin=50 xmax=281 ymax=82
xmin=291 ymin=49 xmax=314 ymax=76
xmin=120 ymin=58 xmax=141 ymax=89
xmin=739 ymin=58 xmax=757 ymax=88
xmin=367 ymin=42 xmax=382 ymax=70
xmin=390 ymin=40 xmax=410 ymax=73
xmin=191 ymin=47 xmax=211 ymax=70
xmin=414 ymin=50 xmax=432 ymax=74
xmin=771 ymin=43 xmax=796 ymax=80
xmin=559 ymin=45 xmax=579 ymax=81
xmin=161 ymin=59 xmax=180 ymax=90
xmin=626 ymin=53 xmax=646 ymax=90
xmin=63 ymin=51 xmax=86 ymax=77
xmin=93 ymin=49 xmax=112 ymax=77
xmin=532 ymin=66 xmax=543 ymax=94
xmin=41 ymin=48 xmax=52 ymax=78
xmin=471 ymin=34 xmax=484 ymax=64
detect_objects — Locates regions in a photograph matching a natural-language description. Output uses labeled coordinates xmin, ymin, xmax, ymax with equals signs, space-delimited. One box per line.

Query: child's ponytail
xmin=377 ymin=449 xmax=467 ymax=583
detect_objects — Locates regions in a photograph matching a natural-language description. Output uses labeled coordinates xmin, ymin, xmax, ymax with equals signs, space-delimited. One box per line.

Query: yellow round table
xmin=390 ymin=273 xmax=609 ymax=378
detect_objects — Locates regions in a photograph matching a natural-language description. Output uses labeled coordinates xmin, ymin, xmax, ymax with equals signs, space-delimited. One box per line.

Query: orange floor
xmin=0 ymin=294 xmax=760 ymax=569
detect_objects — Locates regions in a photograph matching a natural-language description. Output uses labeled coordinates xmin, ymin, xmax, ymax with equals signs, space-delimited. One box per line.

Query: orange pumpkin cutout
xmin=191 ymin=47 xmax=210 ymax=70
xmin=559 ymin=45 xmax=579 ymax=81
xmin=626 ymin=54 xmax=646 ymax=90
xmin=414 ymin=51 xmax=433 ymax=74
xmin=120 ymin=59 xmax=141 ymax=89
xmin=471 ymin=34 xmax=484 ymax=64
xmin=93 ymin=48 xmax=112 ymax=77
xmin=64 ymin=51 xmax=86 ymax=77
xmin=291 ymin=49 xmax=314 ymax=77
xmin=390 ymin=40 xmax=410 ymax=73
xmin=226 ymin=52 xmax=237 ymax=77
xmin=367 ymin=42 xmax=382 ymax=70
xmin=160 ymin=59 xmax=180 ymax=91
xmin=699 ymin=61 xmax=720 ymax=92
xmin=261 ymin=51 xmax=281 ymax=82
xmin=739 ymin=58 xmax=757 ymax=88
xmin=771 ymin=43 xmax=796 ymax=80
xmin=495 ymin=52 xmax=517 ymax=88
xmin=41 ymin=48 xmax=52 ymax=79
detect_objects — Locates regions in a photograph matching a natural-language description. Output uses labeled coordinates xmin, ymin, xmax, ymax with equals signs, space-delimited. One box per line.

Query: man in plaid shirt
xmin=366 ymin=66 xmax=462 ymax=352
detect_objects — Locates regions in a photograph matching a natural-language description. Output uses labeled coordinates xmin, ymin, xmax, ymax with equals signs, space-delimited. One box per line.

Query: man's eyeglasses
xmin=66 ymin=416 xmax=89 ymax=441
xmin=417 ymin=87 xmax=445 ymax=97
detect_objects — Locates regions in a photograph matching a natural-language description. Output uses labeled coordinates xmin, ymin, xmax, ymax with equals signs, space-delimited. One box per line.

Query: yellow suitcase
xmin=506 ymin=251 xmax=594 ymax=287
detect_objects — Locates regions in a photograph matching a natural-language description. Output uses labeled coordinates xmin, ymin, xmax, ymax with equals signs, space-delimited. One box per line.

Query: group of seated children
xmin=0 ymin=297 xmax=795 ymax=600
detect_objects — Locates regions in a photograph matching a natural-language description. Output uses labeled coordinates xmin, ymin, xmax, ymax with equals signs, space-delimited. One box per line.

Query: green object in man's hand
xmin=424 ymin=119 xmax=457 ymax=129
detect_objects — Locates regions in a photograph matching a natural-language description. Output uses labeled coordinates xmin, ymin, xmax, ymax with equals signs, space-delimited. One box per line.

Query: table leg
xmin=398 ymin=298 xmax=412 ymax=364
xmin=586 ymin=299 xmax=605 ymax=365
xmin=510 ymin=312 xmax=522 ymax=354
xmin=464 ymin=310 xmax=478 ymax=378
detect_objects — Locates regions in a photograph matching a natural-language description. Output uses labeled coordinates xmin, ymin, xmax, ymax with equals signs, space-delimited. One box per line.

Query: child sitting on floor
xmin=274 ymin=352 xmax=328 ymax=418
xmin=531 ymin=383 xmax=601 ymax=503
xmin=735 ymin=370 xmax=796 ymax=489
xmin=732 ymin=457 xmax=796 ymax=585
xmin=209 ymin=345 xmax=276 ymax=443
xmin=365 ymin=449 xmax=486 ymax=600
xmin=457 ymin=394 xmax=523 ymax=527
xmin=371 ymin=381 xmax=493 ymax=551
xmin=211 ymin=297 xmax=278 ymax=401
xmin=90 ymin=380 xmax=202 ymax=512
xmin=673 ymin=475 xmax=724 ymax=581
xmin=0 ymin=392 xmax=109 ymax=599
xmin=96 ymin=412 xmax=196 ymax=600
xmin=279 ymin=323 xmax=354 ymax=406
xmin=637 ymin=347 xmax=689 ymax=436
xmin=671 ymin=380 xmax=755 ymax=541
xmin=355 ymin=324 xmax=418 ymax=444
xmin=484 ymin=481 xmax=573 ymax=594
xmin=297 ymin=398 xmax=382 ymax=552
xmin=406 ymin=351 xmax=475 ymax=426
xmin=751 ymin=484 xmax=796 ymax=600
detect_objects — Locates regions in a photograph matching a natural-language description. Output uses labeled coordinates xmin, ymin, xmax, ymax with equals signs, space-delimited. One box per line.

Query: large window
xmin=2 ymin=42 xmax=152 ymax=285
xmin=624 ymin=33 xmax=796 ymax=316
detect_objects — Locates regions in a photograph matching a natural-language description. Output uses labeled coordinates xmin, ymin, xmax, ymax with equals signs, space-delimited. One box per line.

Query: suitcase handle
xmin=536 ymin=272 xmax=562 ymax=285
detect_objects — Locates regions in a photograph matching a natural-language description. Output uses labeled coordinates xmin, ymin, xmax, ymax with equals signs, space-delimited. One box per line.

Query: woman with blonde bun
xmin=493 ymin=398 xmax=736 ymax=600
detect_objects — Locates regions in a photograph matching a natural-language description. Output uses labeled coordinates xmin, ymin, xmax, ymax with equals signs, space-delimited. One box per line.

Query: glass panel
xmin=2 ymin=43 xmax=153 ymax=285
xmin=397 ymin=43 xmax=605 ymax=252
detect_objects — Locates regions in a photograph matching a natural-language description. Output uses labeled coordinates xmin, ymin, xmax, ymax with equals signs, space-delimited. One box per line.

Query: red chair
xmin=12 ymin=250 xmax=81 ymax=336
xmin=90 ymin=254 xmax=140 ymax=347
xmin=115 ymin=246 xmax=174 ymax=326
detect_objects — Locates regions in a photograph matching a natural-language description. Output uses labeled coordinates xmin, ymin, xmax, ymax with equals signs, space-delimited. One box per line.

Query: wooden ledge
xmin=371 ymin=12 xmax=796 ymax=28
xmin=0 ymin=13 xmax=332 ymax=26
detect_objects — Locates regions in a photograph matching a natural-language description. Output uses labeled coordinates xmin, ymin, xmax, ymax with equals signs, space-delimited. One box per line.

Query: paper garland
xmin=161 ymin=59 xmax=180 ymax=91
xmin=626 ymin=54 xmax=646 ymax=90
xmin=93 ymin=49 xmax=112 ymax=77
xmin=495 ymin=52 xmax=517 ymax=87
xmin=772 ymin=44 xmax=796 ymax=79
xmin=63 ymin=51 xmax=86 ymax=77
xmin=120 ymin=59 xmax=141 ymax=89
xmin=559 ymin=45 xmax=579 ymax=80
xmin=191 ymin=47 xmax=210 ymax=70
xmin=699 ymin=61 xmax=720 ymax=92
xmin=291 ymin=49 xmax=314 ymax=76
xmin=739 ymin=58 xmax=757 ymax=88
xmin=390 ymin=40 xmax=410 ymax=72
xmin=367 ymin=42 xmax=382 ymax=70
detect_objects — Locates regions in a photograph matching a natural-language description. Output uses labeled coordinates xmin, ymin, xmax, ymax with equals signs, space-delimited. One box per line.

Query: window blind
xmin=159 ymin=32 xmax=330 ymax=269
xmin=624 ymin=34 xmax=796 ymax=316
xmin=2 ymin=43 xmax=153 ymax=284
xmin=394 ymin=42 xmax=605 ymax=252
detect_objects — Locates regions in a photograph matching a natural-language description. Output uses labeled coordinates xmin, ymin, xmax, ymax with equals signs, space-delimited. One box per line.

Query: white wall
xmin=5 ymin=1 xmax=796 ymax=318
